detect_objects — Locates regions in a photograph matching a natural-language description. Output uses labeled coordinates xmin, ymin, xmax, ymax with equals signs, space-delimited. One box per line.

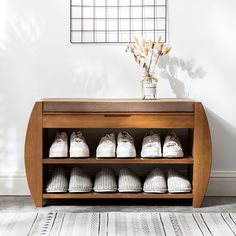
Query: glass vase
xmin=142 ymin=77 xmax=157 ymax=100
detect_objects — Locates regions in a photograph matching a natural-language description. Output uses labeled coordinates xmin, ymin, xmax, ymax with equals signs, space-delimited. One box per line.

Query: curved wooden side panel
xmin=24 ymin=102 xmax=43 ymax=207
xmin=193 ymin=102 xmax=212 ymax=208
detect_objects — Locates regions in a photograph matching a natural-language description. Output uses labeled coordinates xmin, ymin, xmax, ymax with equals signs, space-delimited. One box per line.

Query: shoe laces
xmin=144 ymin=132 xmax=160 ymax=143
xmin=120 ymin=132 xmax=133 ymax=143
xmin=55 ymin=132 xmax=67 ymax=142
xmin=73 ymin=131 xmax=85 ymax=142
xmin=166 ymin=131 xmax=181 ymax=146
xmin=101 ymin=133 xmax=115 ymax=143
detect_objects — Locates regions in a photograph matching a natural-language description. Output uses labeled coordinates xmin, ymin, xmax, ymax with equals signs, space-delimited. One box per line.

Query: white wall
xmin=0 ymin=0 xmax=236 ymax=195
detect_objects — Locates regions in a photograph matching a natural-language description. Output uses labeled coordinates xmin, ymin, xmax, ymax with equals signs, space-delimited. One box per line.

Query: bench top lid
xmin=41 ymin=98 xmax=197 ymax=113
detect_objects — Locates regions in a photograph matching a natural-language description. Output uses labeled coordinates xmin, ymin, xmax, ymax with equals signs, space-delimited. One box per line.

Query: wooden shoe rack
xmin=25 ymin=99 xmax=212 ymax=207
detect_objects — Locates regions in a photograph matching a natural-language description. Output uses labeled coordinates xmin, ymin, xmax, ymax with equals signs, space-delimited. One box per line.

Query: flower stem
xmin=147 ymin=47 xmax=154 ymax=73
xmin=152 ymin=55 xmax=160 ymax=74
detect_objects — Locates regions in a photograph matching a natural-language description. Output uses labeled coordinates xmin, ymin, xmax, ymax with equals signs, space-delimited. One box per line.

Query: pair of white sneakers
xmin=49 ymin=131 xmax=89 ymax=158
xmin=141 ymin=131 xmax=184 ymax=158
xmin=96 ymin=132 xmax=136 ymax=158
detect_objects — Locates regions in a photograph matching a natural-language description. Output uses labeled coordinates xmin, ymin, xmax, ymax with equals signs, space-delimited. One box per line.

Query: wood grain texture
xmin=43 ymin=114 xmax=194 ymax=128
xmin=24 ymin=102 xmax=43 ymax=207
xmin=192 ymin=102 xmax=212 ymax=208
xmin=43 ymin=193 xmax=193 ymax=199
xmin=25 ymin=99 xmax=211 ymax=208
xmin=43 ymin=157 xmax=194 ymax=164
xmin=42 ymin=99 xmax=194 ymax=113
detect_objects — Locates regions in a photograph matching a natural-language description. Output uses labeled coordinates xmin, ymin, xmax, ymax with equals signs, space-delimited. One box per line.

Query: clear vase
xmin=142 ymin=77 xmax=157 ymax=100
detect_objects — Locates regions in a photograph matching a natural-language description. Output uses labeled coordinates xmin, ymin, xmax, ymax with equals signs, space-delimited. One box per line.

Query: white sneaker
xmin=141 ymin=131 xmax=162 ymax=158
xmin=117 ymin=132 xmax=136 ymax=158
xmin=69 ymin=131 xmax=90 ymax=158
xmin=96 ymin=133 xmax=116 ymax=158
xmin=49 ymin=132 xmax=68 ymax=158
xmin=163 ymin=131 xmax=184 ymax=158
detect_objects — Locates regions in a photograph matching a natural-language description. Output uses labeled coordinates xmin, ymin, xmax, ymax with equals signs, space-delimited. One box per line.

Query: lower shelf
xmin=43 ymin=192 xmax=193 ymax=199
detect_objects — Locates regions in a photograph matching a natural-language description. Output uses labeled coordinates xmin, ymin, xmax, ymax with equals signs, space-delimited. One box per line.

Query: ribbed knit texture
xmin=93 ymin=168 xmax=117 ymax=192
xmin=69 ymin=167 xmax=92 ymax=192
xmin=45 ymin=168 xmax=68 ymax=192
xmin=143 ymin=168 xmax=167 ymax=193
xmin=118 ymin=168 xmax=142 ymax=192
xmin=167 ymin=169 xmax=192 ymax=193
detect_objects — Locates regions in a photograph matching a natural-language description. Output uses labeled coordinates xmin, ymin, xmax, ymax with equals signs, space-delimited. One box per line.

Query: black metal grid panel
xmin=70 ymin=0 xmax=167 ymax=43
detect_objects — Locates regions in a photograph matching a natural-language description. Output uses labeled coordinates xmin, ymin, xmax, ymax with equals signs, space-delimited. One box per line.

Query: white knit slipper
xmin=45 ymin=168 xmax=68 ymax=193
xmin=118 ymin=168 xmax=142 ymax=193
xmin=68 ymin=167 xmax=93 ymax=193
xmin=143 ymin=168 xmax=167 ymax=193
xmin=93 ymin=168 xmax=117 ymax=193
xmin=167 ymin=169 xmax=192 ymax=193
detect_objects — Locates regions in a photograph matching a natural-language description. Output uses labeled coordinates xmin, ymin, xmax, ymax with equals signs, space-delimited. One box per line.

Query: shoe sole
xmin=46 ymin=189 xmax=67 ymax=193
xmin=163 ymin=150 xmax=184 ymax=158
xmin=141 ymin=150 xmax=162 ymax=158
xmin=168 ymin=189 xmax=192 ymax=193
xmin=96 ymin=151 xmax=116 ymax=158
xmin=93 ymin=189 xmax=117 ymax=192
xmin=118 ymin=189 xmax=142 ymax=192
xmin=49 ymin=150 xmax=68 ymax=158
xmin=143 ymin=189 xmax=167 ymax=193
xmin=68 ymin=189 xmax=92 ymax=193
xmin=70 ymin=150 xmax=89 ymax=158
xmin=117 ymin=151 xmax=136 ymax=158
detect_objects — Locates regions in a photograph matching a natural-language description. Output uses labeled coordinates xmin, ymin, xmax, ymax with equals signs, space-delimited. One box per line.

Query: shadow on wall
xmin=205 ymin=108 xmax=236 ymax=171
xmin=70 ymin=63 xmax=109 ymax=98
xmin=158 ymin=55 xmax=206 ymax=98
xmin=0 ymin=9 xmax=40 ymax=193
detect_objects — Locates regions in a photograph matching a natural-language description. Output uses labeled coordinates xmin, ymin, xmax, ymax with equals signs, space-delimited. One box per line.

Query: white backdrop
xmin=0 ymin=0 xmax=236 ymax=195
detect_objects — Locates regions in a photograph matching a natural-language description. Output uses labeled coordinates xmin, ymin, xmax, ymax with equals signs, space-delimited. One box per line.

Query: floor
xmin=0 ymin=196 xmax=236 ymax=213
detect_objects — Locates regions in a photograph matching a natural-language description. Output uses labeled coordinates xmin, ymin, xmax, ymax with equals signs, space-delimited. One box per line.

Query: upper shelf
xmin=42 ymin=98 xmax=196 ymax=113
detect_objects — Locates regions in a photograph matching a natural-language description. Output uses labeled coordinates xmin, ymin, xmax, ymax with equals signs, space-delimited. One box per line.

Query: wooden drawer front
xmin=43 ymin=113 xmax=194 ymax=128
xmin=43 ymin=100 xmax=194 ymax=113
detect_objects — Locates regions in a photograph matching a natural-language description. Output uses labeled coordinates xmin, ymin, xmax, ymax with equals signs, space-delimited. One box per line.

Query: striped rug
xmin=0 ymin=212 xmax=236 ymax=236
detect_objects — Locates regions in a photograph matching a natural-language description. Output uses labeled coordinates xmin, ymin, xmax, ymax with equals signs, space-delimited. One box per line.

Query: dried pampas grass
xmin=126 ymin=35 xmax=171 ymax=79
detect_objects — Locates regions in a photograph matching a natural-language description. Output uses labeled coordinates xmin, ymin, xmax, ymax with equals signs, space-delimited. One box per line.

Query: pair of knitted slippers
xmin=94 ymin=168 xmax=142 ymax=193
xmin=144 ymin=168 xmax=192 ymax=193
xmin=45 ymin=167 xmax=93 ymax=193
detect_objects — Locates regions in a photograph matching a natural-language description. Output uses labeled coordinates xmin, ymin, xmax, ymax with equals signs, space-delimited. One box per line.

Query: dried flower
xmin=157 ymin=43 xmax=164 ymax=55
xmin=126 ymin=35 xmax=171 ymax=79
xmin=144 ymin=46 xmax=149 ymax=56
xmin=162 ymin=46 xmax=172 ymax=55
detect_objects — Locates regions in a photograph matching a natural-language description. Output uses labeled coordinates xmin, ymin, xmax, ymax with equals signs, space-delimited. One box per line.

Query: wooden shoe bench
xmin=25 ymin=99 xmax=212 ymax=208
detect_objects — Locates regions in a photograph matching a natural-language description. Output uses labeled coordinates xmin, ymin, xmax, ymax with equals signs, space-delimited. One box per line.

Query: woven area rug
xmin=0 ymin=212 xmax=236 ymax=236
